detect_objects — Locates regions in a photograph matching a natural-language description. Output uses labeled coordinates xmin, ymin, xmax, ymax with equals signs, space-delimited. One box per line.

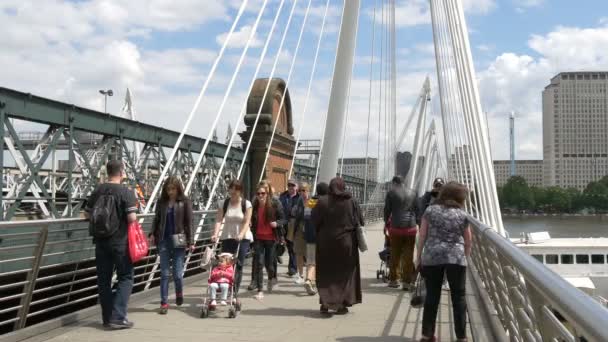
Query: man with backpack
xmin=85 ymin=160 xmax=138 ymax=329
xmin=384 ymin=176 xmax=419 ymax=290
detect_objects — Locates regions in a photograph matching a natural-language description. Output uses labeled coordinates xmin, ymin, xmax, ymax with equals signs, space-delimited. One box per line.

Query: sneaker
xmin=254 ymin=292 xmax=264 ymax=300
xmin=102 ymin=323 xmax=111 ymax=329
xmin=335 ymin=307 xmax=349 ymax=315
xmin=388 ymin=280 xmax=400 ymax=288
xmin=159 ymin=304 xmax=169 ymax=315
xmin=268 ymin=278 xmax=277 ymax=292
xmin=276 ymin=256 xmax=283 ymax=264
xmin=247 ymin=282 xmax=256 ymax=291
xmin=286 ymin=271 xmax=295 ymax=278
xmin=175 ymin=295 xmax=183 ymax=306
xmin=108 ymin=319 xmax=134 ymax=330
xmin=304 ymin=280 xmax=317 ymax=295
xmin=294 ymin=275 xmax=305 ymax=285
xmin=220 ymin=300 xmax=227 ymax=306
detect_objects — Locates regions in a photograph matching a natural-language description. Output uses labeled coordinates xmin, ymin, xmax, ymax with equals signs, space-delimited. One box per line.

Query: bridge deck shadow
xmin=22 ymin=222 xmax=472 ymax=342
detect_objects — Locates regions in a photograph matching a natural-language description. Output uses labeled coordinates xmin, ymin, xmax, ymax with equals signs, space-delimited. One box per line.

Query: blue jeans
xmin=209 ymin=283 xmax=229 ymax=301
xmin=221 ymin=239 xmax=250 ymax=295
xmin=159 ymin=239 xmax=186 ymax=305
xmin=95 ymin=239 xmax=134 ymax=324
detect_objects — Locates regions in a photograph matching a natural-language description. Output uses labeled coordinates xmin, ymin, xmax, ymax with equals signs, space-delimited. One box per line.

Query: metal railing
xmin=0 ymin=202 xmax=384 ymax=335
xmin=468 ymin=216 xmax=608 ymax=342
xmin=0 ymin=211 xmax=217 ymax=333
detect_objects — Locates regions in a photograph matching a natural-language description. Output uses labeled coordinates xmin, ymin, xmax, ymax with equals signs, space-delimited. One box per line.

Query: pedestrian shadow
xmin=336 ymin=337 xmax=415 ymax=342
xmin=242 ymin=307 xmax=330 ymax=319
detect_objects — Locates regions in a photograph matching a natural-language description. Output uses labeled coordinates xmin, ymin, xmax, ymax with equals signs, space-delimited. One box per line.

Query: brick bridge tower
xmin=239 ymin=78 xmax=296 ymax=193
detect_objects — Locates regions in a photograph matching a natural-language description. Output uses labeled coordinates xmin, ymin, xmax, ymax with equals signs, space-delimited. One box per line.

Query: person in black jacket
xmin=384 ymin=176 xmax=419 ymax=290
xmin=418 ymin=177 xmax=445 ymax=218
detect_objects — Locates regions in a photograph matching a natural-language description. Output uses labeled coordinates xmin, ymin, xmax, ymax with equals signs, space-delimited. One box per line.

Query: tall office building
xmin=543 ymin=72 xmax=608 ymax=190
xmin=337 ymin=157 xmax=378 ymax=181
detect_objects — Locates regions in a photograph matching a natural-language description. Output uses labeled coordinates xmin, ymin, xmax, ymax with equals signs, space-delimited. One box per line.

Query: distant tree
xmin=530 ymin=186 xmax=547 ymax=211
xmin=544 ymin=186 xmax=571 ymax=212
xmin=583 ymin=181 xmax=608 ymax=211
xmin=502 ymin=176 xmax=534 ymax=210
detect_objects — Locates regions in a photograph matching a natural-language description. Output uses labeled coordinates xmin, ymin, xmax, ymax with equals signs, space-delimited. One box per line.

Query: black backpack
xmin=89 ymin=190 xmax=120 ymax=238
xmin=222 ymin=197 xmax=246 ymax=217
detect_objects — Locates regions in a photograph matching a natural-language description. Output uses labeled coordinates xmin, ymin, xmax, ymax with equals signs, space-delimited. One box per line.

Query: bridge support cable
xmin=184 ymin=0 xmax=296 ymax=280
xmin=431 ymin=0 xmax=474 ymax=214
xmin=144 ymin=0 xmax=267 ymax=289
xmin=316 ymin=0 xmax=361 ymax=184
xmin=363 ymin=0 xmax=379 ymax=204
xmin=143 ymin=0 xmax=250 ymax=216
xmin=448 ymin=0 xmax=503 ymax=233
xmin=442 ymin=0 xmax=495 ymax=229
xmin=184 ymin=0 xmax=271 ymax=194
xmin=258 ymin=0 xmax=321 ymax=183
xmin=287 ymin=0 xmax=332 ymax=180
xmin=390 ymin=0 xmax=397 ymax=180
xmin=435 ymin=0 xmax=480 ymax=219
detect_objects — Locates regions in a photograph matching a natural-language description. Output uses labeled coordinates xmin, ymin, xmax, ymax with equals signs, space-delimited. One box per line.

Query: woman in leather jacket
xmin=150 ymin=176 xmax=193 ymax=315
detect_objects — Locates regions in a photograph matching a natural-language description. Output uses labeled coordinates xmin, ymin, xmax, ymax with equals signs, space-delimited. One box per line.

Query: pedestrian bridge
xmin=4 ymin=221 xmax=482 ymax=342
xmin=2 ymin=209 xmax=608 ymax=342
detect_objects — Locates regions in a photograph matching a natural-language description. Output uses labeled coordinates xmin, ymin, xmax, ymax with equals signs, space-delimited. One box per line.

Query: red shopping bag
xmin=128 ymin=221 xmax=149 ymax=263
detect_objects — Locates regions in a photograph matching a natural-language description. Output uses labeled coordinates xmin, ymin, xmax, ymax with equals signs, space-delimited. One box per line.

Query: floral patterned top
xmin=421 ymin=204 xmax=469 ymax=267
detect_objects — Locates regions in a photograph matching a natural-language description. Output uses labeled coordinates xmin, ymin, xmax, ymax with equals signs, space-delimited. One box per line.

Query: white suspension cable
xmin=288 ymin=0 xmax=331 ymax=180
xmin=184 ymin=0 xmax=269 ymax=194
xmin=256 ymin=1 xmax=321 ymax=184
xmin=234 ymin=0 xmax=306 ymax=181
xmin=142 ymin=0 xmax=249 ymax=215
xmin=363 ymin=0 xmax=379 ymax=204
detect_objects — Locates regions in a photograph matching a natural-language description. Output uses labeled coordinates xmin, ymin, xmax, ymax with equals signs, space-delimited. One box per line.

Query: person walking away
xmin=251 ymin=183 xmax=285 ymax=300
xmin=279 ymin=180 xmax=301 ymax=279
xmin=312 ymin=177 xmax=363 ymax=315
xmin=85 ymin=160 xmax=138 ymax=329
xmin=418 ymin=178 xmax=445 ymax=218
xmin=149 ymin=176 xmax=194 ymax=315
xmin=384 ymin=176 xmax=419 ymax=290
xmin=292 ymin=182 xmax=311 ymax=286
xmin=417 ymin=182 xmax=471 ymax=342
xmin=296 ymin=182 xmax=329 ymax=295
xmin=208 ymin=253 xmax=235 ymax=309
xmin=212 ymin=180 xmax=253 ymax=296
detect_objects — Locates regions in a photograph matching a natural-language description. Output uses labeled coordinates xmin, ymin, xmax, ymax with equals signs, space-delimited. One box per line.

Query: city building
xmin=493 ymin=160 xmax=543 ymax=187
xmin=543 ymin=72 xmax=608 ymax=190
xmin=337 ymin=157 xmax=378 ymax=181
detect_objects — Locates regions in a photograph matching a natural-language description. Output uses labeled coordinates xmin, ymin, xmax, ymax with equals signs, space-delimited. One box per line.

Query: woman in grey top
xmin=416 ymin=182 xmax=472 ymax=342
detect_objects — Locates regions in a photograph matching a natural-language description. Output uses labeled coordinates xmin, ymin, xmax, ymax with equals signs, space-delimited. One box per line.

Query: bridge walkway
xmin=21 ymin=222 xmax=480 ymax=342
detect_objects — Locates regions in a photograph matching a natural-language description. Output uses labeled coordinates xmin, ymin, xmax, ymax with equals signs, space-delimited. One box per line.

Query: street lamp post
xmin=99 ymin=89 xmax=114 ymax=113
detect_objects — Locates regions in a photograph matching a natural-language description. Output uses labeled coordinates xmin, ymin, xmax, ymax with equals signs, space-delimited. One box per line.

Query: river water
xmin=503 ymin=216 xmax=608 ymax=239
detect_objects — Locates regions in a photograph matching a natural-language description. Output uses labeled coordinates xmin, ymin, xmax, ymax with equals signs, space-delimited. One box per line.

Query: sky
xmin=2 ymin=0 xmax=608 ymax=172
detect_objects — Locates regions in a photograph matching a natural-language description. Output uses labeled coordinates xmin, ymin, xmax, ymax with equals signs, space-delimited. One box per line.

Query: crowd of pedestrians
xmin=88 ymin=160 xmax=470 ymax=341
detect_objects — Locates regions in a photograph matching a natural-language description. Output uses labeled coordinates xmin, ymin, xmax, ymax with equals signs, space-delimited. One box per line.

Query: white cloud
xmin=513 ymin=0 xmax=544 ymax=8
xmin=478 ymin=25 xmax=608 ymax=160
xmin=391 ymin=0 xmax=496 ymax=28
xmin=216 ymin=24 xmax=263 ymax=48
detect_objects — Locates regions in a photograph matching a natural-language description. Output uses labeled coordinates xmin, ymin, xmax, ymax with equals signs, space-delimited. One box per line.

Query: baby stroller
xmin=376 ymin=236 xmax=390 ymax=282
xmin=200 ymin=248 xmax=242 ymax=319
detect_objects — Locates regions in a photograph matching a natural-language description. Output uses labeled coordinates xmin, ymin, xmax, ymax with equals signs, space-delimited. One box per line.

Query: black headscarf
xmin=329 ymin=177 xmax=352 ymax=200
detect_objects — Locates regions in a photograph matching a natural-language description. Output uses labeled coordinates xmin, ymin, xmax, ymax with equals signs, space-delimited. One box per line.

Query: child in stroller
xmin=201 ymin=252 xmax=241 ymax=318
xmin=376 ymin=220 xmax=391 ymax=282
xmin=208 ymin=253 xmax=234 ymax=309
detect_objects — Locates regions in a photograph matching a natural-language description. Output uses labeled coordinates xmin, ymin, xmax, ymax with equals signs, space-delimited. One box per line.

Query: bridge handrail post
xmin=14 ymin=225 xmax=49 ymax=331
xmin=468 ymin=215 xmax=608 ymax=342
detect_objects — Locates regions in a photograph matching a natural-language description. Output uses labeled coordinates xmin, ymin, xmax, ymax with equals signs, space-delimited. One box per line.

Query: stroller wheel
xmin=200 ymin=307 xmax=209 ymax=319
xmin=228 ymin=308 xmax=237 ymax=318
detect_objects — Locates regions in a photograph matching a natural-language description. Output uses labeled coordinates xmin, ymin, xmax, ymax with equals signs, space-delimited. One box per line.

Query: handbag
xmin=128 ymin=221 xmax=149 ymax=263
xmin=351 ymin=200 xmax=368 ymax=252
xmin=410 ymin=272 xmax=426 ymax=308
xmin=171 ymin=233 xmax=187 ymax=248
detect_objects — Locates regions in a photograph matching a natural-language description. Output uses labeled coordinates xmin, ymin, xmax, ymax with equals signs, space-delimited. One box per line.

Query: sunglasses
xmin=256 ymin=192 xmax=267 ymax=196
xmin=288 ymin=184 xmax=296 ymax=187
